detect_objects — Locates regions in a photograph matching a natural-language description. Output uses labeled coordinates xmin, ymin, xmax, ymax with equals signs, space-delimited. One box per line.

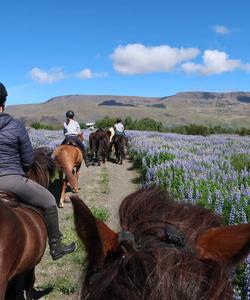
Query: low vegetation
xmin=95 ymin=116 xmax=250 ymax=136
xmin=30 ymin=116 xmax=250 ymax=136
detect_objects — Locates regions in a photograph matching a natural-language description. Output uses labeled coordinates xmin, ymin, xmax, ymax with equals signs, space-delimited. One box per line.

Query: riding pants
xmin=0 ymin=175 xmax=56 ymax=209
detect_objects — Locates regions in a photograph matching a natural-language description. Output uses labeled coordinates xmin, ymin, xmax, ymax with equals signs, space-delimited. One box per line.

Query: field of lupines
xmin=29 ymin=128 xmax=250 ymax=299
xmin=128 ymin=130 xmax=250 ymax=300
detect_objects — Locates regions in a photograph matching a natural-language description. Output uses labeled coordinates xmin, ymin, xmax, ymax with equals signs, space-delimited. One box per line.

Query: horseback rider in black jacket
xmin=0 ymin=82 xmax=76 ymax=260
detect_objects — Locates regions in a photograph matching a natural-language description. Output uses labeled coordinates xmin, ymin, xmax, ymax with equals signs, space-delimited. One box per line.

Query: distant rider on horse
xmin=109 ymin=118 xmax=128 ymax=154
xmin=0 ymin=82 xmax=76 ymax=260
xmin=114 ymin=118 xmax=126 ymax=136
xmin=62 ymin=110 xmax=89 ymax=167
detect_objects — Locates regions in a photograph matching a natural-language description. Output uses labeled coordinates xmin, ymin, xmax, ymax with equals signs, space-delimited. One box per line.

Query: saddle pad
xmin=0 ymin=191 xmax=43 ymax=217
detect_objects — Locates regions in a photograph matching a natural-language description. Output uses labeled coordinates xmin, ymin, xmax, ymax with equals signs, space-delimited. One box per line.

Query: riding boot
xmin=83 ymin=148 xmax=90 ymax=167
xmin=43 ymin=206 xmax=77 ymax=260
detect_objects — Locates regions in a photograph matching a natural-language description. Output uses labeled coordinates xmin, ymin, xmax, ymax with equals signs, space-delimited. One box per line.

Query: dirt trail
xmin=78 ymin=159 xmax=138 ymax=231
xmin=34 ymin=158 xmax=138 ymax=299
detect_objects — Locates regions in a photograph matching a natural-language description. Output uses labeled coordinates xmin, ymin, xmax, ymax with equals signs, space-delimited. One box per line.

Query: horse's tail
xmin=89 ymin=133 xmax=97 ymax=157
xmin=54 ymin=148 xmax=78 ymax=190
xmin=107 ymin=127 xmax=115 ymax=142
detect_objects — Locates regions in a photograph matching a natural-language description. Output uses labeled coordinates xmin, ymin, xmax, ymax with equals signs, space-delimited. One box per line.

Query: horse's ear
xmin=195 ymin=223 xmax=250 ymax=265
xmin=70 ymin=195 xmax=118 ymax=269
xmin=95 ymin=219 xmax=119 ymax=256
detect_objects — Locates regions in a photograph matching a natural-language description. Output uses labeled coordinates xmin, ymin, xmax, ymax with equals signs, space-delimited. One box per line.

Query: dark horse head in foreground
xmin=71 ymin=188 xmax=250 ymax=300
xmin=113 ymin=134 xmax=126 ymax=164
xmin=89 ymin=129 xmax=110 ymax=166
xmin=0 ymin=148 xmax=54 ymax=300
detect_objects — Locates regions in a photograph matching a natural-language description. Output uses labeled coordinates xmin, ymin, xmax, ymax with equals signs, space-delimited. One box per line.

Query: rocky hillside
xmin=6 ymin=92 xmax=250 ymax=128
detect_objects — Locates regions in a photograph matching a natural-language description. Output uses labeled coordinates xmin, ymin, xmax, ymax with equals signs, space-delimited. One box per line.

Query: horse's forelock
xmin=119 ymin=188 xmax=223 ymax=244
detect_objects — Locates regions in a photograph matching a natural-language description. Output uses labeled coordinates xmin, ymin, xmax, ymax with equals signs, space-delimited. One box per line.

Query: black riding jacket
xmin=0 ymin=113 xmax=34 ymax=177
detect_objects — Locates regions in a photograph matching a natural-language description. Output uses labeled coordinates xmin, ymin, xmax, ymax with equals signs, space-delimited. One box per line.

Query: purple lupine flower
xmin=229 ymin=206 xmax=236 ymax=225
xmin=207 ymin=192 xmax=212 ymax=205
xmin=187 ymin=186 xmax=193 ymax=203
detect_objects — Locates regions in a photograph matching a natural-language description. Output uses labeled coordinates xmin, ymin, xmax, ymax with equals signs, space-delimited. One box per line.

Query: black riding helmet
xmin=116 ymin=118 xmax=122 ymax=123
xmin=0 ymin=82 xmax=8 ymax=106
xmin=66 ymin=110 xmax=75 ymax=119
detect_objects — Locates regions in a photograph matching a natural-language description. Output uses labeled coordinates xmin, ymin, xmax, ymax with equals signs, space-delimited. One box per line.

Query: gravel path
xmin=33 ymin=158 xmax=138 ymax=299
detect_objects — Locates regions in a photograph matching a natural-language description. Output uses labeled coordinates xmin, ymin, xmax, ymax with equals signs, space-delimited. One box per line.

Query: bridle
xmin=84 ymin=224 xmax=188 ymax=299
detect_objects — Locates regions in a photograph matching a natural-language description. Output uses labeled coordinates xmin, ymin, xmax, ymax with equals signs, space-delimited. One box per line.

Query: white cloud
xmin=77 ymin=68 xmax=93 ymax=79
xmin=110 ymin=43 xmax=200 ymax=74
xmin=182 ymin=50 xmax=241 ymax=75
xmin=29 ymin=67 xmax=65 ymax=84
xmin=77 ymin=68 xmax=108 ymax=79
xmin=213 ymin=25 xmax=230 ymax=35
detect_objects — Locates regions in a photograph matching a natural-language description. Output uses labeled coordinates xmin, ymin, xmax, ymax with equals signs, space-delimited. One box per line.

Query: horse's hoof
xmin=59 ymin=204 xmax=64 ymax=208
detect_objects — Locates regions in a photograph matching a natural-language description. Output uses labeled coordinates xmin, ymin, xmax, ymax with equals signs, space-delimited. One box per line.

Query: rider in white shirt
xmin=109 ymin=118 xmax=128 ymax=155
xmin=62 ymin=111 xmax=89 ymax=167
xmin=114 ymin=120 xmax=124 ymax=133
xmin=64 ymin=118 xmax=81 ymax=136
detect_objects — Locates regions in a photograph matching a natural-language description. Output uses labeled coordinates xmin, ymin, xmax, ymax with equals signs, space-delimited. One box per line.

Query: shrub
xmin=30 ymin=121 xmax=58 ymax=130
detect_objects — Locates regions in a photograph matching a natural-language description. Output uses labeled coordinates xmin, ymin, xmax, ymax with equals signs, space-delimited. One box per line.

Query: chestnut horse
xmin=0 ymin=148 xmax=54 ymax=300
xmin=52 ymin=133 xmax=85 ymax=208
xmin=89 ymin=129 xmax=110 ymax=166
xmin=71 ymin=187 xmax=250 ymax=300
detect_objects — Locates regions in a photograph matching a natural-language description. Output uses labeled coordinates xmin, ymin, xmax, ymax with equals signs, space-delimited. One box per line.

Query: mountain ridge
xmin=6 ymin=91 xmax=250 ymax=128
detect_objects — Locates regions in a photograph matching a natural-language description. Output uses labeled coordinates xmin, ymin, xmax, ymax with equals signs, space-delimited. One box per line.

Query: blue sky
xmin=1 ymin=0 xmax=250 ymax=104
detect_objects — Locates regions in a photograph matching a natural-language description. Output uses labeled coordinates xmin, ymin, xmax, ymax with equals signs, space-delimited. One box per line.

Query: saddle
xmin=62 ymin=139 xmax=83 ymax=153
xmin=62 ymin=139 xmax=78 ymax=147
xmin=0 ymin=191 xmax=43 ymax=217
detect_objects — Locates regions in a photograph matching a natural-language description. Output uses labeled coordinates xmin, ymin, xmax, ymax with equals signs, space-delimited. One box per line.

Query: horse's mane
xmin=27 ymin=147 xmax=55 ymax=188
xmin=72 ymin=188 xmax=250 ymax=300
xmin=117 ymin=188 xmax=229 ymax=300
xmin=119 ymin=188 xmax=224 ymax=246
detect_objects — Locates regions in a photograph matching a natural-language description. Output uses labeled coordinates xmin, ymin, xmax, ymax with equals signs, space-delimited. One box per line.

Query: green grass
xmin=99 ymin=166 xmax=110 ymax=194
xmin=91 ymin=206 xmax=110 ymax=222
xmin=38 ymin=276 xmax=78 ymax=295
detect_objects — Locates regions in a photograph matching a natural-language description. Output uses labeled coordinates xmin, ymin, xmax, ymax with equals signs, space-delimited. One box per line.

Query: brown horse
xmin=52 ymin=133 xmax=85 ymax=208
xmin=0 ymin=148 xmax=54 ymax=300
xmin=113 ymin=134 xmax=126 ymax=164
xmin=89 ymin=129 xmax=110 ymax=166
xmin=71 ymin=187 xmax=250 ymax=300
